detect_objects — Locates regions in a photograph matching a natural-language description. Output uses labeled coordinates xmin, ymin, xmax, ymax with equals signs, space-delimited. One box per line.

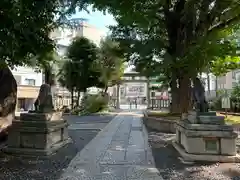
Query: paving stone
xmin=131 ymin=116 xmax=143 ymax=130
xmin=126 ymin=166 xmax=163 ymax=180
xmin=68 ymin=123 xmax=107 ymax=130
xmin=102 ymin=149 xmax=126 ymax=164
xmin=60 ymin=112 xmax=163 ymax=179
xmin=126 ymin=147 xmax=147 ymax=165
xmin=108 ymin=141 xmax=126 ymax=150
xmin=128 ymin=131 xmax=145 ymax=149
xmin=59 ymin=115 xmax=124 ymax=179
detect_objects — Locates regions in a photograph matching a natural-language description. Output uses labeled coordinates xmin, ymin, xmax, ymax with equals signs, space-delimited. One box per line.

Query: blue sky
xmin=71 ymin=7 xmax=117 ymax=35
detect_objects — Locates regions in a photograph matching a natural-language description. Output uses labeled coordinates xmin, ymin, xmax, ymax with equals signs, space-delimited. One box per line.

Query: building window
xmin=25 ymin=78 xmax=36 ymax=86
xmin=120 ymin=87 xmax=125 ymax=96
xmin=232 ymin=71 xmax=236 ymax=80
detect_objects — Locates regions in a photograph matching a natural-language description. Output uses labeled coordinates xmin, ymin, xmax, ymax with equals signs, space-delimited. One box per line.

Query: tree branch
xmin=208 ymin=13 xmax=240 ymax=36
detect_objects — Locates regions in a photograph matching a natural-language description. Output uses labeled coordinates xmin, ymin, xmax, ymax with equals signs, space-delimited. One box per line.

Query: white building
xmin=201 ymin=69 xmax=240 ymax=100
xmin=12 ymin=66 xmax=43 ymax=86
xmin=52 ymin=20 xmax=105 ymax=48
xmin=11 ymin=66 xmax=43 ymax=111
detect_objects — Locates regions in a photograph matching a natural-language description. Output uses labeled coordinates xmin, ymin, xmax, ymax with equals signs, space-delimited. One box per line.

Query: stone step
xmin=199 ymin=115 xmax=225 ymax=125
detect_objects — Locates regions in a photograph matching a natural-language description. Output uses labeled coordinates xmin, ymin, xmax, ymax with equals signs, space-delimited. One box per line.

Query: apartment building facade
xmin=216 ymin=70 xmax=240 ymax=92
xmin=11 ymin=66 xmax=43 ymax=111
xmin=201 ymin=69 xmax=240 ymax=100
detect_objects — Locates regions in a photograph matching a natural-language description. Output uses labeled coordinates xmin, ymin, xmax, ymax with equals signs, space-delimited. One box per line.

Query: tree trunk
xmin=116 ymin=84 xmax=120 ymax=109
xmin=146 ymin=77 xmax=151 ymax=108
xmin=77 ymin=91 xmax=81 ymax=106
xmin=0 ymin=66 xmax=17 ymax=133
xmin=71 ymin=88 xmax=74 ymax=110
xmin=170 ymin=74 xmax=180 ymax=114
xmin=44 ymin=65 xmax=54 ymax=86
xmin=215 ymin=76 xmax=218 ymax=98
xmin=104 ymin=86 xmax=108 ymax=93
xmin=179 ymin=75 xmax=192 ymax=113
xmin=83 ymin=89 xmax=87 ymax=96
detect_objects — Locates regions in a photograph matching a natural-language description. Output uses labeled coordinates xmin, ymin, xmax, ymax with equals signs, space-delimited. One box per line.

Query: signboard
xmin=155 ymin=92 xmax=169 ymax=100
xmin=126 ymin=84 xmax=145 ymax=97
xmin=221 ymin=97 xmax=230 ymax=109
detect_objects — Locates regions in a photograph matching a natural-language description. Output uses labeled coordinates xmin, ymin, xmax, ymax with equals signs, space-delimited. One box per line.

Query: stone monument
xmin=4 ymin=84 xmax=70 ymax=157
xmin=173 ymin=77 xmax=239 ymax=162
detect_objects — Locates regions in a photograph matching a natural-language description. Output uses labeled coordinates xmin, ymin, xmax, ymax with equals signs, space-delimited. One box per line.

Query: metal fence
xmin=150 ymin=99 xmax=170 ymax=109
xmin=109 ymin=98 xmax=170 ymax=110
xmin=109 ymin=98 xmax=117 ymax=108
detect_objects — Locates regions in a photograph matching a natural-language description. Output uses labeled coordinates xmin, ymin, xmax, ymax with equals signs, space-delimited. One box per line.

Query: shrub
xmin=71 ymin=106 xmax=84 ymax=115
xmin=80 ymin=93 xmax=109 ymax=114
xmin=209 ymin=97 xmax=222 ymax=111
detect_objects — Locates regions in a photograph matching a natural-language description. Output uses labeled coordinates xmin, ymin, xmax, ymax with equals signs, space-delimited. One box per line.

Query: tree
xmin=97 ymin=36 xmax=124 ymax=93
xmin=66 ymin=36 xmax=102 ymax=105
xmin=67 ymin=0 xmax=240 ymax=113
xmin=32 ymin=50 xmax=62 ymax=85
xmin=0 ymin=1 xmax=58 ymax=67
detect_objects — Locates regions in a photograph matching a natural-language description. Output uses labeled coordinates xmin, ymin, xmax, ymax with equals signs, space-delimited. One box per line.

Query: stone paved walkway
xmin=0 ymin=114 xmax=117 ymax=180
xmin=60 ymin=111 xmax=163 ymax=180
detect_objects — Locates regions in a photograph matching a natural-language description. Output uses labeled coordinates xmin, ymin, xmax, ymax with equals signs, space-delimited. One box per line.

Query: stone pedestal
xmin=173 ymin=111 xmax=240 ymax=162
xmin=4 ymin=112 xmax=71 ymax=157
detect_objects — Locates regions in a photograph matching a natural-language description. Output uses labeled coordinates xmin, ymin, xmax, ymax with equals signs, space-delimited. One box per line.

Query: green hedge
xmin=72 ymin=93 xmax=109 ymax=115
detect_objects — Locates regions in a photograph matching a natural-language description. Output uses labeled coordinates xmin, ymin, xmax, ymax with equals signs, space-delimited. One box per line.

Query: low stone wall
xmin=143 ymin=111 xmax=177 ymax=133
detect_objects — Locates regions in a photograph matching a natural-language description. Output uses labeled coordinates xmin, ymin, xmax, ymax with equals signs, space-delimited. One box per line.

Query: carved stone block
xmin=4 ymin=112 xmax=71 ymax=157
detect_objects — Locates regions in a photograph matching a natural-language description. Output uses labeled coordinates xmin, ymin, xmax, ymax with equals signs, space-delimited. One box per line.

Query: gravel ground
xmin=148 ymin=130 xmax=240 ymax=180
xmin=0 ymin=114 xmax=116 ymax=180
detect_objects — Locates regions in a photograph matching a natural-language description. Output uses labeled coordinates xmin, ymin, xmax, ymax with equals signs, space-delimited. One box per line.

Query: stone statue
xmin=34 ymin=84 xmax=54 ymax=113
xmin=192 ymin=77 xmax=209 ymax=112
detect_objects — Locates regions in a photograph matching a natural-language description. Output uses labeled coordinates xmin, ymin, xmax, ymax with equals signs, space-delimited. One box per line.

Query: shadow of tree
xmin=0 ymin=141 xmax=78 ymax=180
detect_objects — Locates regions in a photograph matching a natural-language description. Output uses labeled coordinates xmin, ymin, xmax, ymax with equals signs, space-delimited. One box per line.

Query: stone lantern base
xmin=3 ymin=112 xmax=71 ymax=157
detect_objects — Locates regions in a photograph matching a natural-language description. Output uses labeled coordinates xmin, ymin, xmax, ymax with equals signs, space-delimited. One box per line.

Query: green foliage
xmin=66 ymin=36 xmax=103 ymax=92
xmin=230 ymin=83 xmax=240 ymax=112
xmin=79 ymin=93 xmax=109 ymax=114
xmin=209 ymin=97 xmax=222 ymax=111
xmin=210 ymin=56 xmax=240 ymax=76
xmin=0 ymin=0 xmax=60 ymax=68
xmin=231 ymin=84 xmax=240 ymax=101
xmin=58 ymin=59 xmax=76 ymax=91
xmin=35 ymin=51 xmax=61 ymax=85
xmin=97 ymin=36 xmax=124 ymax=89
xmin=66 ymin=0 xmax=240 ymax=78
